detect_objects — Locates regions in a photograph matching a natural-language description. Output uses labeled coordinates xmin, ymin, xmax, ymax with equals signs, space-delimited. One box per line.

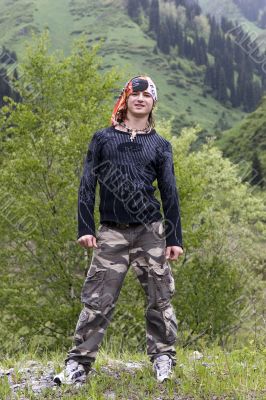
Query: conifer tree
xmin=251 ymin=151 xmax=264 ymax=188
xmin=127 ymin=0 xmax=141 ymax=22
xmin=149 ymin=0 xmax=160 ymax=34
xmin=158 ymin=21 xmax=170 ymax=54
xmin=217 ymin=66 xmax=228 ymax=103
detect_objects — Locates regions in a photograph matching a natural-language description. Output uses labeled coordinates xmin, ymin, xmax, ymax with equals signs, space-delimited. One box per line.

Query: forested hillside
xmin=0 ymin=46 xmax=19 ymax=106
xmin=0 ymin=0 xmax=261 ymax=135
xmin=233 ymin=0 xmax=266 ymax=28
xmin=217 ymin=95 xmax=266 ymax=187
xmin=127 ymin=0 xmax=266 ymax=113
xmin=199 ymin=0 xmax=266 ymax=31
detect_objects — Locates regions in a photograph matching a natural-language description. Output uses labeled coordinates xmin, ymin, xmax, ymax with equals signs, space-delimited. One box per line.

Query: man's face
xmin=126 ymin=90 xmax=154 ymax=118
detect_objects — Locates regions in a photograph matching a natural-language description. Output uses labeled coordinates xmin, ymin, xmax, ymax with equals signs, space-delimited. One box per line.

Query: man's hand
xmin=77 ymin=235 xmax=98 ymax=248
xmin=165 ymin=246 xmax=183 ymax=261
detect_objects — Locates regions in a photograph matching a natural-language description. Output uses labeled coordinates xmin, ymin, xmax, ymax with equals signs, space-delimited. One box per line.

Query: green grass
xmin=0 ymin=345 xmax=265 ymax=399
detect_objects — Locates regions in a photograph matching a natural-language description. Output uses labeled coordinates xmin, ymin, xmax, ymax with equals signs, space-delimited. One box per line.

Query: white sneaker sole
xmin=53 ymin=369 xmax=86 ymax=385
xmin=156 ymin=374 xmax=172 ymax=383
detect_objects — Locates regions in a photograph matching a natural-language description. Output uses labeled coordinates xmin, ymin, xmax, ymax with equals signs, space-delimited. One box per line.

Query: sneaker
xmin=53 ymin=359 xmax=87 ymax=385
xmin=153 ymin=354 xmax=173 ymax=383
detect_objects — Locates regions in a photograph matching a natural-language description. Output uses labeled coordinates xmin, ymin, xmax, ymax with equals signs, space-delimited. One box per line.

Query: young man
xmin=54 ymin=75 xmax=183 ymax=385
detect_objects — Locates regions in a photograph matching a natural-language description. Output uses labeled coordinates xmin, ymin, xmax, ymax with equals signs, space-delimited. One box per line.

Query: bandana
xmin=111 ymin=75 xmax=157 ymax=126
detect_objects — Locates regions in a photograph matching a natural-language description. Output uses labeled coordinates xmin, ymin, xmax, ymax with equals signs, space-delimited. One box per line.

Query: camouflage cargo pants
xmin=65 ymin=220 xmax=178 ymax=368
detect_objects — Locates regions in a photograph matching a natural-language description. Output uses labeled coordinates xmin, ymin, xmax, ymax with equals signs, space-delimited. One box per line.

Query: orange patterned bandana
xmin=111 ymin=75 xmax=157 ymax=126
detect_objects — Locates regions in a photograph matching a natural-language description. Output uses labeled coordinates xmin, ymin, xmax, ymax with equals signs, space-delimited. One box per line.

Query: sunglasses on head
xmin=131 ymin=76 xmax=149 ymax=92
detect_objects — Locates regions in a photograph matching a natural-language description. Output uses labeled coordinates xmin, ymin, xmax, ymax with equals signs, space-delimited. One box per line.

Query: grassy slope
xmin=0 ymin=0 xmax=245 ymax=134
xmin=0 ymin=346 xmax=265 ymax=399
xmin=216 ymin=95 xmax=266 ymax=180
xmin=199 ymin=0 xmax=266 ymax=50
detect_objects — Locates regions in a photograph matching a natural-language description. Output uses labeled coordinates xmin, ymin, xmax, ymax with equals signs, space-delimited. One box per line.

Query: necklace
xmin=118 ymin=121 xmax=152 ymax=141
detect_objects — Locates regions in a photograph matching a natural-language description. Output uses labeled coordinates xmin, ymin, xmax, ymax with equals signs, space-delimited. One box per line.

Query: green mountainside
xmin=1 ymin=0 xmax=265 ymax=176
xmin=199 ymin=0 xmax=266 ymax=49
xmin=216 ymin=95 xmax=266 ymax=187
xmin=0 ymin=0 xmax=246 ymax=134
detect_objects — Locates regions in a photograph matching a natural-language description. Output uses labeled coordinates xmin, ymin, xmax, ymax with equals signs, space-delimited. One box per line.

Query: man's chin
xmin=130 ymin=110 xmax=150 ymax=118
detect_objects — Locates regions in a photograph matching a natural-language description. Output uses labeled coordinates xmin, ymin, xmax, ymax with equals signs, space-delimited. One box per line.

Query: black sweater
xmin=77 ymin=125 xmax=183 ymax=248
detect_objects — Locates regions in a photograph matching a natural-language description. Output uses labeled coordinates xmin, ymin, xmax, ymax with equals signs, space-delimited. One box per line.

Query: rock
xmin=124 ymin=361 xmax=144 ymax=370
xmin=201 ymin=362 xmax=214 ymax=368
xmin=25 ymin=360 xmax=39 ymax=367
xmin=0 ymin=358 xmax=146 ymax=397
xmin=0 ymin=367 xmax=14 ymax=377
xmin=189 ymin=351 xmax=204 ymax=361
xmin=0 ymin=360 xmax=57 ymax=396
xmin=104 ymin=391 xmax=116 ymax=399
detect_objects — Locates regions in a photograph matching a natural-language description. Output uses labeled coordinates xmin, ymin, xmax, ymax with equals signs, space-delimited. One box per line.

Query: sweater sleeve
xmin=156 ymin=141 xmax=183 ymax=248
xmin=77 ymin=133 xmax=101 ymax=239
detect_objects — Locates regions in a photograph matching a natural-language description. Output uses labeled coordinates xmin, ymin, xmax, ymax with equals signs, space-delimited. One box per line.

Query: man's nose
xmin=137 ymin=92 xmax=145 ymax=100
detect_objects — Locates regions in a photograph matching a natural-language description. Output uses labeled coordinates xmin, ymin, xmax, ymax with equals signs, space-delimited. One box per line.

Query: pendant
xmin=130 ymin=130 xmax=137 ymax=141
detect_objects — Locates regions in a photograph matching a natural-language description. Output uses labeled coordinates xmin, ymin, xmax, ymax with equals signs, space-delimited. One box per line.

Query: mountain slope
xmin=216 ymin=95 xmax=266 ymax=186
xmin=0 ymin=0 xmax=245 ymax=134
xmin=199 ymin=0 xmax=266 ymax=50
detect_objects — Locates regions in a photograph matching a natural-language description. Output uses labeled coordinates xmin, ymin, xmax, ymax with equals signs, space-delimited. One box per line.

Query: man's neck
xmin=124 ymin=116 xmax=149 ymax=130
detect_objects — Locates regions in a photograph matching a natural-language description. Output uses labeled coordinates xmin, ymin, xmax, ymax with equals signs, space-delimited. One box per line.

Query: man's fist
xmin=165 ymin=246 xmax=183 ymax=261
xmin=77 ymin=234 xmax=98 ymax=248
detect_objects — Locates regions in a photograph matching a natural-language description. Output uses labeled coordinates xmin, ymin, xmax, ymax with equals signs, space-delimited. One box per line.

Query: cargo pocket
xmin=75 ymin=306 xmax=91 ymax=333
xmin=168 ymin=264 xmax=175 ymax=297
xmin=150 ymin=263 xmax=176 ymax=304
xmin=81 ymin=266 xmax=106 ymax=309
xmin=162 ymin=305 xmax=178 ymax=344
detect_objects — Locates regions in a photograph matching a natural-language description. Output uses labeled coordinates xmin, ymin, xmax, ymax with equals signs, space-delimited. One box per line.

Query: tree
xmin=194 ymin=35 xmax=208 ymax=66
xmin=149 ymin=0 xmax=160 ymax=35
xmin=127 ymin=0 xmax=141 ymax=23
xmin=0 ymin=31 xmax=119 ymax=352
xmin=157 ymin=22 xmax=170 ymax=54
xmin=216 ymin=66 xmax=228 ymax=103
xmin=251 ymin=152 xmax=264 ymax=188
xmin=141 ymin=0 xmax=149 ymax=11
xmin=149 ymin=122 xmax=265 ymax=346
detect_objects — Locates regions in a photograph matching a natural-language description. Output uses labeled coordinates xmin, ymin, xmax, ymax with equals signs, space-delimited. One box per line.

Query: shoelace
xmin=155 ymin=358 xmax=171 ymax=376
xmin=66 ymin=361 xmax=77 ymax=372
xmin=66 ymin=361 xmax=85 ymax=381
xmin=66 ymin=361 xmax=83 ymax=377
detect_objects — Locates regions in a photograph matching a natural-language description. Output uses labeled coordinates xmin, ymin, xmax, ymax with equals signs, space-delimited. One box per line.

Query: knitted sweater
xmin=77 ymin=125 xmax=183 ymax=248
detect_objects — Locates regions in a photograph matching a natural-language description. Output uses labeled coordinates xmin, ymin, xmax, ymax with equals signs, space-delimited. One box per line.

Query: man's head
xmin=111 ymin=75 xmax=157 ymax=127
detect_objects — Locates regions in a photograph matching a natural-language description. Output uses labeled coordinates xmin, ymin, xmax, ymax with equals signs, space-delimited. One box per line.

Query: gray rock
xmin=201 ymin=362 xmax=214 ymax=368
xmin=0 ymin=360 xmax=57 ymax=396
xmin=189 ymin=351 xmax=204 ymax=361
xmin=104 ymin=391 xmax=116 ymax=400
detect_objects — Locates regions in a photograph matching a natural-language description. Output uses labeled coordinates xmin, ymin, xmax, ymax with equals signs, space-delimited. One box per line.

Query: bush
xmin=0 ymin=31 xmax=119 ymax=353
